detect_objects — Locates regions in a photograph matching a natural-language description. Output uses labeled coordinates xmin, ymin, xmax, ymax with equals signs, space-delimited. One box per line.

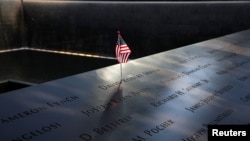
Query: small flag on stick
xmin=115 ymin=31 xmax=131 ymax=63
xmin=115 ymin=31 xmax=131 ymax=82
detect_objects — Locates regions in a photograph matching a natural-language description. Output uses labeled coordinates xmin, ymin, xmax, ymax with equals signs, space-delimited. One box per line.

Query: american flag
xmin=115 ymin=31 xmax=131 ymax=63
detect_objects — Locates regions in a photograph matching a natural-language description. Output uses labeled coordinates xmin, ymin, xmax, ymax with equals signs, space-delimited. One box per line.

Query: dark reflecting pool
xmin=0 ymin=50 xmax=117 ymax=84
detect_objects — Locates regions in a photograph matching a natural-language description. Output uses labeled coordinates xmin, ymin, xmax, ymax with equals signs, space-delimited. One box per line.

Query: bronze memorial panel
xmin=0 ymin=30 xmax=250 ymax=141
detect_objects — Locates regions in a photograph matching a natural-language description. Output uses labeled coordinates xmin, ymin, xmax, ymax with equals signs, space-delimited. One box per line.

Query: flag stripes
xmin=115 ymin=31 xmax=131 ymax=63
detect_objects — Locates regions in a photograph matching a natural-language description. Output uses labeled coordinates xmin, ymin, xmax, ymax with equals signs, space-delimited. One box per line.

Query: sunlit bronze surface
xmin=0 ymin=29 xmax=249 ymax=141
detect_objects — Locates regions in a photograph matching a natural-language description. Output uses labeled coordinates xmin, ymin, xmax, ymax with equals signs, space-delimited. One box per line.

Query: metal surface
xmin=0 ymin=29 xmax=250 ymax=141
xmin=0 ymin=0 xmax=25 ymax=49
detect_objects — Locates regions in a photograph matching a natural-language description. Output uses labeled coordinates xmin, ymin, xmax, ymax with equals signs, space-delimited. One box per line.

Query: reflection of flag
xmin=115 ymin=31 xmax=131 ymax=63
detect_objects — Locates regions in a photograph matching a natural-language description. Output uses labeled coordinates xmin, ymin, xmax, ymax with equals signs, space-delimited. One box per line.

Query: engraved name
xmin=46 ymin=95 xmax=79 ymax=107
xmin=1 ymin=106 xmax=47 ymax=125
xmin=171 ymin=56 xmax=200 ymax=66
xmin=160 ymin=73 xmax=185 ymax=85
xmin=92 ymin=115 xmax=133 ymax=135
xmin=216 ymin=59 xmax=250 ymax=75
xmin=130 ymin=119 xmax=175 ymax=140
xmin=237 ymin=74 xmax=250 ymax=82
xmin=1 ymin=96 xmax=79 ymax=125
xmin=183 ymin=79 xmax=209 ymax=92
xmin=185 ymin=85 xmax=233 ymax=113
xmin=98 ymin=69 xmax=160 ymax=91
xmin=150 ymin=91 xmax=184 ymax=107
xmin=181 ymin=108 xmax=234 ymax=141
xmin=143 ymin=119 xmax=175 ymax=137
xmin=202 ymin=108 xmax=234 ymax=127
xmin=79 ymin=115 xmax=133 ymax=140
xmin=81 ymin=88 xmax=151 ymax=117
xmin=240 ymin=93 xmax=250 ymax=102
xmin=182 ymin=64 xmax=211 ymax=76
xmin=181 ymin=127 xmax=207 ymax=141
xmin=12 ymin=122 xmax=62 ymax=141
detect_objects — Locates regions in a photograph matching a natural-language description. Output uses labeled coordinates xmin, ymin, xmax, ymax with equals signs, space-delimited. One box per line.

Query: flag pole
xmin=120 ymin=59 xmax=123 ymax=83
xmin=118 ymin=30 xmax=123 ymax=83
xmin=116 ymin=30 xmax=131 ymax=83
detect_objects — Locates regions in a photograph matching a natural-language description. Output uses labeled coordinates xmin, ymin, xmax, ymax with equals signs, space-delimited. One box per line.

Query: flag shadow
xmin=100 ymin=81 xmax=123 ymax=122
xmin=94 ymin=81 xmax=123 ymax=140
